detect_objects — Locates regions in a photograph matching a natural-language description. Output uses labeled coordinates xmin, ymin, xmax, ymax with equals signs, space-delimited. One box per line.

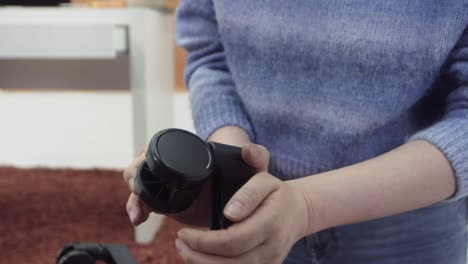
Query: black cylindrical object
xmin=134 ymin=128 xmax=255 ymax=229
xmin=57 ymin=243 xmax=137 ymax=264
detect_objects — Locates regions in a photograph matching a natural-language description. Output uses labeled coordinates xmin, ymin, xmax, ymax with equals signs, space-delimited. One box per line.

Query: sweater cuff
xmin=190 ymin=93 xmax=255 ymax=141
xmin=409 ymin=117 xmax=468 ymax=201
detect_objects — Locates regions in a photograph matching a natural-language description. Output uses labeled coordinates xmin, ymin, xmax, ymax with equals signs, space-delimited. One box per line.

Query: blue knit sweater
xmin=176 ymin=1 xmax=468 ymax=200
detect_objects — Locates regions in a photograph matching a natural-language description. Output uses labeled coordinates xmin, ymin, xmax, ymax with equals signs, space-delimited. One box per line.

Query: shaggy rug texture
xmin=0 ymin=167 xmax=184 ymax=264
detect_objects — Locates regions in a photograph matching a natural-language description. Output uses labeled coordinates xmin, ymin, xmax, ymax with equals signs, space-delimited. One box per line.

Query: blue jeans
xmin=285 ymin=199 xmax=467 ymax=264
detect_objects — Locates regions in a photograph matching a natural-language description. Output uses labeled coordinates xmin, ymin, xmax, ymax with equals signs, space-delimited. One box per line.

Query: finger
xmin=224 ymin=172 xmax=280 ymax=221
xmin=178 ymin=235 xmax=285 ymax=264
xmin=241 ymin=143 xmax=270 ymax=172
xmin=123 ymin=152 xmax=146 ymax=193
xmin=126 ymin=193 xmax=150 ymax=226
xmin=196 ymin=237 xmax=287 ymax=264
xmin=177 ymin=202 xmax=274 ymax=257
xmin=139 ymin=144 xmax=148 ymax=155
xmin=175 ymin=238 xmax=236 ymax=264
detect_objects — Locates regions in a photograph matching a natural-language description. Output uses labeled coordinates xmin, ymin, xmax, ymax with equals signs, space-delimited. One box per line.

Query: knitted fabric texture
xmin=176 ymin=1 xmax=468 ymax=200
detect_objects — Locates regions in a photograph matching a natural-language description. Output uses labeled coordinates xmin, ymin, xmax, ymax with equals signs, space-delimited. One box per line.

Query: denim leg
xmin=284 ymin=237 xmax=316 ymax=264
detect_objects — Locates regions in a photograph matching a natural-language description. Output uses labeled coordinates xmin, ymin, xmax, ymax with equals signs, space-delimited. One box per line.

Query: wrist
xmin=207 ymin=126 xmax=251 ymax=147
xmin=288 ymin=175 xmax=331 ymax=236
xmin=285 ymin=179 xmax=321 ymax=238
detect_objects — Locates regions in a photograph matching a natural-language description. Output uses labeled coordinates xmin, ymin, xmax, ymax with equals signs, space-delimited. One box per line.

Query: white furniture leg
xmin=0 ymin=7 xmax=174 ymax=244
xmin=128 ymin=9 xmax=174 ymax=245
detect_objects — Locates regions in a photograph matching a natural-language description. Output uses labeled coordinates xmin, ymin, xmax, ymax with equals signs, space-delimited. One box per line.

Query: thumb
xmin=241 ymin=143 xmax=270 ymax=172
xmin=224 ymin=172 xmax=280 ymax=222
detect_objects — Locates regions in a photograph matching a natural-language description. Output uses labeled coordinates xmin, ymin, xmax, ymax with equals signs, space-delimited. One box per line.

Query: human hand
xmin=122 ymin=139 xmax=270 ymax=227
xmin=174 ymin=144 xmax=310 ymax=264
xmin=123 ymin=146 xmax=151 ymax=225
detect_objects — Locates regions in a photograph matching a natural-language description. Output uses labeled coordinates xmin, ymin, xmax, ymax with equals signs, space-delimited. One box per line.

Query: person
xmin=124 ymin=1 xmax=468 ymax=263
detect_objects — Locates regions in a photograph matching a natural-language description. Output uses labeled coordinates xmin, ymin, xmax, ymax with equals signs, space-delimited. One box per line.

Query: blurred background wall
xmin=0 ymin=0 xmax=194 ymax=169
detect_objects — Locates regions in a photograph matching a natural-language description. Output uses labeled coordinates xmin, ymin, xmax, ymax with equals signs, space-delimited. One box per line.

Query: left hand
xmin=174 ymin=143 xmax=310 ymax=264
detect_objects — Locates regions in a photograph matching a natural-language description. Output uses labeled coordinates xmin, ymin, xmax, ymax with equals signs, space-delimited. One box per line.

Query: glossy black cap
xmin=146 ymin=129 xmax=214 ymax=188
xmin=134 ymin=129 xmax=214 ymax=213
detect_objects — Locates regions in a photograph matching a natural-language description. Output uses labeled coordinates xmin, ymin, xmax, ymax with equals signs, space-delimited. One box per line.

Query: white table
xmin=0 ymin=7 xmax=173 ymax=244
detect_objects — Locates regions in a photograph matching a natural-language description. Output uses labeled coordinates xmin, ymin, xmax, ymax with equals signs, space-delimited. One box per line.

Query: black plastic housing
xmin=57 ymin=243 xmax=137 ymax=264
xmin=134 ymin=128 xmax=255 ymax=229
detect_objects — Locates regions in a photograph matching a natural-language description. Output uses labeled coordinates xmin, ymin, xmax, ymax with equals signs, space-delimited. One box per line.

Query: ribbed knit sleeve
xmin=175 ymin=0 xmax=255 ymax=141
xmin=409 ymin=29 xmax=468 ymax=200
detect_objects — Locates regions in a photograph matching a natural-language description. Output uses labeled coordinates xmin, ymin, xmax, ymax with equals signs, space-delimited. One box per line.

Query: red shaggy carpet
xmin=0 ymin=167 xmax=185 ymax=264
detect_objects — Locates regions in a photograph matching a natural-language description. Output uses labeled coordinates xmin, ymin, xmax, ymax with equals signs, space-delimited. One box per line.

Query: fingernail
xmin=128 ymin=209 xmax=137 ymax=223
xmin=175 ymin=239 xmax=184 ymax=257
xmin=250 ymin=145 xmax=258 ymax=160
xmin=224 ymin=200 xmax=244 ymax=218
xmin=177 ymin=229 xmax=187 ymax=240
